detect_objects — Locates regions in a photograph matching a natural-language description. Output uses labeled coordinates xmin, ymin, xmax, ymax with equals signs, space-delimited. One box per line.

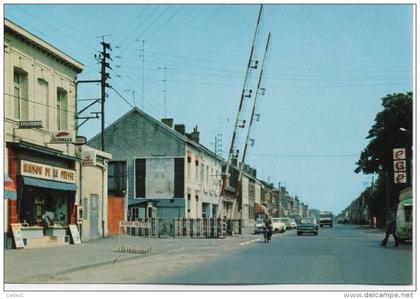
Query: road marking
xmin=240 ymin=238 xmax=261 ymax=246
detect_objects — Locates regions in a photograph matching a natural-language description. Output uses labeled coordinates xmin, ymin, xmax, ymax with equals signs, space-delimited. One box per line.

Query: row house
xmin=4 ymin=19 xmax=111 ymax=248
xmin=88 ymin=108 xmax=223 ymax=220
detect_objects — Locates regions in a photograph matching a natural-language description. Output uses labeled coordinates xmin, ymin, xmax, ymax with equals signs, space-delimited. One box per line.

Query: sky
xmin=4 ymin=3 xmax=413 ymax=215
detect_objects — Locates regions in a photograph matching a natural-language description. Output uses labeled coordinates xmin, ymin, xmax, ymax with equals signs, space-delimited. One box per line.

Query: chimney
xmin=191 ymin=126 xmax=200 ymax=144
xmin=252 ymin=168 xmax=257 ymax=177
xmin=161 ymin=118 xmax=174 ymax=128
xmin=174 ymin=124 xmax=185 ymax=135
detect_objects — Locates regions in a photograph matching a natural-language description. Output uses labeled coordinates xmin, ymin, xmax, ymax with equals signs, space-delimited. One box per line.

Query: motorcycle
xmin=263 ymin=226 xmax=272 ymax=243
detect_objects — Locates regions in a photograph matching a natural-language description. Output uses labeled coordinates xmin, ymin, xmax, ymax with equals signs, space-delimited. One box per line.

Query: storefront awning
xmin=255 ymin=203 xmax=268 ymax=214
xmin=22 ymin=176 xmax=77 ymax=191
xmin=4 ymin=173 xmax=16 ymax=199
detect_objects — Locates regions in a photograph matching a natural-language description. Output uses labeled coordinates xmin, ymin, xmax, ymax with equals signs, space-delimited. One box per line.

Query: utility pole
xmin=141 ymin=40 xmax=145 ymax=109
xmin=100 ymin=39 xmax=112 ymax=151
xmin=217 ymin=4 xmax=263 ymax=219
xmin=236 ymin=32 xmax=271 ymax=221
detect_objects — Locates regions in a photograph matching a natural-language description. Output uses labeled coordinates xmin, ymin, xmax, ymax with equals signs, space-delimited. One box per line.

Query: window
xmin=57 ymin=89 xmax=68 ymax=130
xmin=206 ymin=165 xmax=209 ymax=186
xmin=195 ymin=159 xmax=199 ymax=181
xmin=108 ymin=161 xmax=127 ymax=196
xmin=38 ymin=79 xmax=49 ymax=128
xmin=13 ymin=69 xmax=28 ymax=119
xmin=174 ymin=158 xmax=184 ymax=198
xmin=187 ymin=155 xmax=191 ymax=180
xmin=135 ymin=158 xmax=146 ymax=198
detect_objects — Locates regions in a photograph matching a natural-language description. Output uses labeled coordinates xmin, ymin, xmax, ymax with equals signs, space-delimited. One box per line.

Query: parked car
xmin=289 ymin=218 xmax=297 ymax=229
xmin=279 ymin=217 xmax=292 ymax=230
xmin=297 ymin=217 xmax=319 ymax=236
xmin=272 ymin=218 xmax=286 ymax=233
xmin=396 ymin=198 xmax=412 ymax=242
xmin=254 ymin=219 xmax=266 ymax=234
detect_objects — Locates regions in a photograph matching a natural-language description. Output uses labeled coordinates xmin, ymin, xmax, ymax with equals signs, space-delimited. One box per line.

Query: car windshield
xmin=280 ymin=219 xmax=289 ymax=224
xmin=301 ymin=218 xmax=313 ymax=224
xmin=290 ymin=219 xmax=296 ymax=224
xmin=256 ymin=219 xmax=264 ymax=224
xmin=272 ymin=219 xmax=281 ymax=223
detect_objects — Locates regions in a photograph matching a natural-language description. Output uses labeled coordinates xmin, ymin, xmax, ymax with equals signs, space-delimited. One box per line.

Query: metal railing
xmin=120 ymin=218 xmax=242 ymax=238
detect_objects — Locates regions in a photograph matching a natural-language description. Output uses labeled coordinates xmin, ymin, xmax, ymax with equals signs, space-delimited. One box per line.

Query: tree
xmin=355 ymin=92 xmax=413 ymax=175
xmin=355 ymin=92 xmax=413 ymax=211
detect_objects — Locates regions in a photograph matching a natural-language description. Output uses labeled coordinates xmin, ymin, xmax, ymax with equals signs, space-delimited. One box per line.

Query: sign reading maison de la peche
xmin=21 ymin=160 xmax=76 ymax=184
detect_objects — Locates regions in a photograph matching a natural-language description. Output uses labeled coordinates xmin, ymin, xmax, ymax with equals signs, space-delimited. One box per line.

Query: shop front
xmin=7 ymin=144 xmax=78 ymax=248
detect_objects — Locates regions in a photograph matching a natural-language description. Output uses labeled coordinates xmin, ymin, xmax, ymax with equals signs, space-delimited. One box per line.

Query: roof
xmin=89 ymin=107 xmax=223 ymax=161
xmin=5 ymin=19 xmax=84 ymax=73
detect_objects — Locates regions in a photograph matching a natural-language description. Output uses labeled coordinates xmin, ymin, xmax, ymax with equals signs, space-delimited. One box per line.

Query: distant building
xmin=88 ymin=108 xmax=223 ymax=220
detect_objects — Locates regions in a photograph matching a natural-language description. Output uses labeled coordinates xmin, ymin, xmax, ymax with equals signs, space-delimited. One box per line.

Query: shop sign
xmin=21 ymin=160 xmax=76 ymax=184
xmin=18 ymin=120 xmax=43 ymax=129
xmin=81 ymin=150 xmax=96 ymax=166
xmin=119 ymin=220 xmax=152 ymax=229
xmin=51 ymin=130 xmax=75 ymax=144
xmin=11 ymin=223 xmax=24 ymax=249
xmin=68 ymin=224 xmax=81 ymax=244
xmin=74 ymin=136 xmax=87 ymax=146
xmin=393 ymin=148 xmax=407 ymax=184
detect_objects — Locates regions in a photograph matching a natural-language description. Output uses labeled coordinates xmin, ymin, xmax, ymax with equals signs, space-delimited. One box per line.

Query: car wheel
xmin=297 ymin=232 xmax=301 ymax=236
xmin=314 ymin=231 xmax=318 ymax=235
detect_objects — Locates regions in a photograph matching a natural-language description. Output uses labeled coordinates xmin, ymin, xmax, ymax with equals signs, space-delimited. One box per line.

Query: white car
xmin=289 ymin=219 xmax=297 ymax=229
xmin=271 ymin=218 xmax=287 ymax=233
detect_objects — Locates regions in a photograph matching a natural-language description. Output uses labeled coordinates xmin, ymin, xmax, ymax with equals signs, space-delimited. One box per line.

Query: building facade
xmin=88 ymin=108 xmax=223 ymax=220
xmin=4 ymin=19 xmax=84 ymax=247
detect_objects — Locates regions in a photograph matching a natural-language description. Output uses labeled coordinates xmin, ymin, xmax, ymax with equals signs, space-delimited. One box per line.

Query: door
xmin=90 ymin=194 xmax=100 ymax=239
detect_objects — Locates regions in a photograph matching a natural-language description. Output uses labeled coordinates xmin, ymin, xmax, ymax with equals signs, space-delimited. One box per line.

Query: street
xmin=155 ymin=224 xmax=412 ymax=285
xmin=6 ymin=224 xmax=412 ymax=286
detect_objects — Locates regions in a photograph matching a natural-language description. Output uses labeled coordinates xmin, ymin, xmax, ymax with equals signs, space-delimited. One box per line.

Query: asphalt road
xmin=153 ymin=224 xmax=413 ymax=285
xmin=12 ymin=224 xmax=412 ymax=286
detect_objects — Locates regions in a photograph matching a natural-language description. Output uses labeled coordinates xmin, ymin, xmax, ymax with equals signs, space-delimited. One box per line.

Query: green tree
xmin=355 ymin=92 xmax=413 ymax=211
xmin=355 ymin=92 xmax=413 ymax=174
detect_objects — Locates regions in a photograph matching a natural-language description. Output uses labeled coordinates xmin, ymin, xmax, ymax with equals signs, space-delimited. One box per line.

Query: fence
xmin=119 ymin=218 xmax=242 ymax=239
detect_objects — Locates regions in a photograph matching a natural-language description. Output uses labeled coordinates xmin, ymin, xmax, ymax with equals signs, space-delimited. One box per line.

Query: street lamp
xmin=399 ymin=127 xmax=412 ymax=135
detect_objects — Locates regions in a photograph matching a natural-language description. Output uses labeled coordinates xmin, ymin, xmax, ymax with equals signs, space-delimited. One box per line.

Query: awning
xmin=255 ymin=203 xmax=268 ymax=214
xmin=4 ymin=173 xmax=16 ymax=199
xmin=22 ymin=176 xmax=77 ymax=191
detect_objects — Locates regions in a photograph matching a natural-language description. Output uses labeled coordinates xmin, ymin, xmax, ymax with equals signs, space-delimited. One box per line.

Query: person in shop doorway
xmin=42 ymin=210 xmax=55 ymax=233
xmin=381 ymin=209 xmax=398 ymax=247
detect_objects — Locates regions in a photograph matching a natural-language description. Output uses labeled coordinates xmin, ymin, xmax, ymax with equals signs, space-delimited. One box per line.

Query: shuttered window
xmin=174 ymin=158 xmax=184 ymax=198
xmin=135 ymin=159 xmax=146 ymax=198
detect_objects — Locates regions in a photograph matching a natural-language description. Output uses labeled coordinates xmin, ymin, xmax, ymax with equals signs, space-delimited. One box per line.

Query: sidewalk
xmin=5 ymin=226 xmax=261 ymax=283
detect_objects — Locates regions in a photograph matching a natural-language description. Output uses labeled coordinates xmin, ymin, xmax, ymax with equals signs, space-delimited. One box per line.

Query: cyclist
xmin=263 ymin=214 xmax=273 ymax=241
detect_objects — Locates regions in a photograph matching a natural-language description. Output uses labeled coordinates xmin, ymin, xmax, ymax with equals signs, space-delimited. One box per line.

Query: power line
xmin=109 ymin=86 xmax=135 ymax=108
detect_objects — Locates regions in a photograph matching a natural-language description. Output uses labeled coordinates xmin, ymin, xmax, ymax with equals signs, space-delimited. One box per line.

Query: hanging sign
xmin=393 ymin=148 xmax=407 ymax=184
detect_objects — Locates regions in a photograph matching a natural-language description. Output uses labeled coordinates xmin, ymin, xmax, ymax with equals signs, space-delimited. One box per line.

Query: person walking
xmin=381 ymin=210 xmax=398 ymax=247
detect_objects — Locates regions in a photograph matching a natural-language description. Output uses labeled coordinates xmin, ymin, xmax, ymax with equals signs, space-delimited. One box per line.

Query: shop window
xmin=57 ymin=88 xmax=68 ymax=130
xmin=13 ymin=68 xmax=28 ymax=120
xmin=108 ymin=161 xmax=127 ymax=196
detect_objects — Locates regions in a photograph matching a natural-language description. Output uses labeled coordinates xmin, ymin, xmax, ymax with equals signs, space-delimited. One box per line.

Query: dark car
xmin=297 ymin=217 xmax=319 ymax=236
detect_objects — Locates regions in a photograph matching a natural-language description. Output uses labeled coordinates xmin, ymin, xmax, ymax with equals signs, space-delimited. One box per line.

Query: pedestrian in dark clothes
xmin=381 ymin=210 xmax=398 ymax=247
